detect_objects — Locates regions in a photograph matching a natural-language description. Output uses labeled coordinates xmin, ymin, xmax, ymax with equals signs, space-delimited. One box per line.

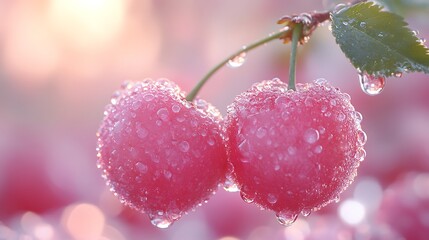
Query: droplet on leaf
xmin=359 ymin=72 xmax=386 ymax=96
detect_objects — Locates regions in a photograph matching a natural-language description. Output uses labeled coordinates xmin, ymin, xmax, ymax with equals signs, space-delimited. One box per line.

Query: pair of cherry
xmin=97 ymin=77 xmax=366 ymax=228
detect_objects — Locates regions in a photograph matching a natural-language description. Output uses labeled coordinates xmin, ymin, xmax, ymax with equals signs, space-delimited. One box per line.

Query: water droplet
xmin=315 ymin=78 xmax=327 ymax=85
xmin=207 ymin=137 xmax=215 ymax=146
xmin=150 ymin=217 xmax=172 ymax=228
xmin=241 ymin=158 xmax=250 ymax=163
xmin=121 ymin=81 xmax=133 ymax=90
xmin=256 ymin=127 xmax=267 ymax=138
xmin=297 ymin=13 xmax=312 ymax=25
xmin=136 ymin=125 xmax=148 ymax=139
xmin=281 ymin=111 xmax=290 ymax=120
xmin=304 ymin=128 xmax=320 ymax=144
xmin=333 ymin=4 xmax=347 ymax=14
xmin=267 ymin=194 xmax=278 ymax=204
xmin=334 ymin=195 xmax=341 ymax=203
xmin=394 ymin=72 xmax=403 ymax=78
xmin=135 ymin=162 xmax=148 ymax=174
xmin=304 ymin=97 xmax=314 ymax=107
xmin=378 ymin=32 xmax=385 ymax=37
xmin=164 ymin=170 xmax=172 ymax=179
xmin=227 ymin=51 xmax=247 ymax=68
xmin=342 ymin=21 xmax=349 ymax=26
xmin=132 ymin=100 xmax=142 ymax=110
xmin=337 ymin=112 xmax=346 ymax=122
xmin=176 ymin=116 xmax=185 ymax=122
xmin=355 ymin=148 xmax=367 ymax=162
xmin=353 ymin=111 xmax=363 ymax=123
xmin=314 ymin=145 xmax=323 ymax=154
xmin=223 ymin=179 xmax=239 ymax=192
xmin=157 ymin=108 xmax=169 ymax=121
xmin=418 ymin=38 xmax=426 ymax=44
xmin=143 ymin=93 xmax=155 ymax=101
xmin=288 ymin=146 xmax=297 ymax=155
xmin=238 ymin=139 xmax=251 ymax=157
xmin=276 ymin=211 xmax=298 ymax=226
xmin=171 ymin=104 xmax=181 ymax=113
xmin=359 ymin=22 xmax=367 ymax=28
xmin=318 ymin=126 xmax=326 ymax=134
xmin=301 ymin=209 xmax=312 ymax=217
xmin=359 ymin=73 xmax=386 ymax=96
xmin=111 ymin=97 xmax=119 ymax=105
xmin=240 ymin=191 xmax=255 ymax=203
xmin=357 ymin=129 xmax=367 ymax=145
xmin=330 ymin=99 xmax=337 ymax=106
xmin=178 ymin=141 xmax=190 ymax=152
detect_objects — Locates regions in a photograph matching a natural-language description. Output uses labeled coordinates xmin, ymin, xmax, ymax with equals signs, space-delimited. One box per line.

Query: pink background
xmin=0 ymin=0 xmax=428 ymax=239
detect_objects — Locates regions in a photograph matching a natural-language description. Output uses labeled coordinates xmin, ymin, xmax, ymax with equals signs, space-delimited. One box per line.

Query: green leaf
xmin=331 ymin=2 xmax=429 ymax=76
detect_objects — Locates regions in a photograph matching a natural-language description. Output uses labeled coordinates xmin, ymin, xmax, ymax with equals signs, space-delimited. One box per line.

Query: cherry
xmin=377 ymin=172 xmax=429 ymax=240
xmin=97 ymin=78 xmax=227 ymax=228
xmin=225 ymin=78 xmax=366 ymax=225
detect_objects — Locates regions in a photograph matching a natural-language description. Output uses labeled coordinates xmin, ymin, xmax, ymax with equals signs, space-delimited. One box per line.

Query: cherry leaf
xmin=331 ymin=2 xmax=429 ymax=76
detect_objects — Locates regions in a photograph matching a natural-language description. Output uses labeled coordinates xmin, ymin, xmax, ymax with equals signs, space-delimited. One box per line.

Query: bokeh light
xmin=1 ymin=0 xmax=428 ymax=239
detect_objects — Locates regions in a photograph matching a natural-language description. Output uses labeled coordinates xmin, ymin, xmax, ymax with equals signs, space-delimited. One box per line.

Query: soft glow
xmin=47 ymin=0 xmax=128 ymax=50
xmin=353 ymin=177 xmax=383 ymax=212
xmin=218 ymin=237 xmax=241 ymax=240
xmin=413 ymin=173 xmax=429 ymax=199
xmin=20 ymin=212 xmax=55 ymax=240
xmin=283 ymin=219 xmax=311 ymax=240
xmin=338 ymin=199 xmax=366 ymax=225
xmin=98 ymin=188 xmax=124 ymax=216
xmin=1 ymin=4 xmax=60 ymax=84
xmin=62 ymin=203 xmax=105 ymax=240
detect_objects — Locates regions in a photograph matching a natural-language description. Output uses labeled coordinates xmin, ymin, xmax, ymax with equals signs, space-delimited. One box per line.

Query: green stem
xmin=288 ymin=23 xmax=302 ymax=91
xmin=186 ymin=28 xmax=291 ymax=101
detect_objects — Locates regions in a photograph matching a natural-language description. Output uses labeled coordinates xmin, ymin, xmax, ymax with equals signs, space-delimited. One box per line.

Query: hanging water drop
xmin=276 ymin=211 xmax=298 ymax=226
xmin=359 ymin=72 xmax=386 ymax=96
xmin=150 ymin=217 xmax=173 ymax=228
xmin=223 ymin=178 xmax=239 ymax=192
xmin=227 ymin=51 xmax=247 ymax=68
xmin=240 ymin=191 xmax=255 ymax=203
xmin=301 ymin=208 xmax=312 ymax=217
xmin=393 ymin=72 xmax=403 ymax=78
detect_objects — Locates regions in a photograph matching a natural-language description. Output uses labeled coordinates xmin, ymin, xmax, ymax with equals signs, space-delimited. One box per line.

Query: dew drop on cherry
xmin=357 ymin=129 xmax=367 ymax=146
xmin=359 ymin=73 xmax=386 ymax=96
xmin=276 ymin=211 xmax=298 ymax=227
xmin=150 ymin=217 xmax=173 ymax=229
xmin=223 ymin=178 xmax=239 ymax=192
xmin=240 ymin=191 xmax=255 ymax=203
xmin=303 ymin=128 xmax=319 ymax=144
xmin=301 ymin=208 xmax=312 ymax=217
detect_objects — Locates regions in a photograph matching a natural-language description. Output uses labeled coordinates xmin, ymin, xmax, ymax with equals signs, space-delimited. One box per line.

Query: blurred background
xmin=0 ymin=0 xmax=428 ymax=239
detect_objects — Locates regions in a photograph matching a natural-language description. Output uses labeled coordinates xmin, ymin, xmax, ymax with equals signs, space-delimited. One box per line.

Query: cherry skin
xmin=97 ymin=78 xmax=227 ymax=228
xmin=225 ymin=78 xmax=367 ymax=225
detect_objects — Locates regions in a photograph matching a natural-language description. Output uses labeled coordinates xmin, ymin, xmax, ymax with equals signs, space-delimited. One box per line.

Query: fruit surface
xmin=97 ymin=78 xmax=227 ymax=228
xmin=225 ymin=78 xmax=366 ymax=225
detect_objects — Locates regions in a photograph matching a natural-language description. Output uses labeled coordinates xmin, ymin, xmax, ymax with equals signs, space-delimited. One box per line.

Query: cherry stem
xmin=186 ymin=28 xmax=291 ymax=101
xmin=288 ymin=23 xmax=302 ymax=91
